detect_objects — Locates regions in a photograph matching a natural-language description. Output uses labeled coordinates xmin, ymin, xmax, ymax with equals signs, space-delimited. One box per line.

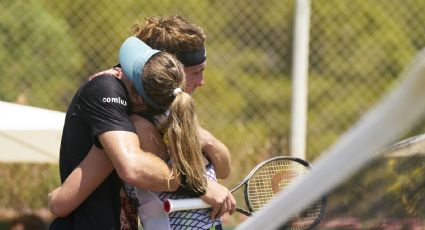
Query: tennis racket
xmin=163 ymin=156 xmax=326 ymax=230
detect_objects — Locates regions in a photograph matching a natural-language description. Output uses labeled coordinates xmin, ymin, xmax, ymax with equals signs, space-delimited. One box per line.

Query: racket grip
xmin=163 ymin=198 xmax=211 ymax=213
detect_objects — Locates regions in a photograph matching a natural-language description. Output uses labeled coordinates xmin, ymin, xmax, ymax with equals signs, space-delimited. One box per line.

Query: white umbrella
xmin=0 ymin=100 xmax=65 ymax=163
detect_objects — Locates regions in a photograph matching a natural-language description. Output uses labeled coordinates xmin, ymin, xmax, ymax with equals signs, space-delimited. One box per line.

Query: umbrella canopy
xmin=0 ymin=101 xmax=65 ymax=163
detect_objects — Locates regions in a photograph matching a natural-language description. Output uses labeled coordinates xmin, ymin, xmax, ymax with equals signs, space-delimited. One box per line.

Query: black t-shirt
xmin=49 ymin=74 xmax=136 ymax=230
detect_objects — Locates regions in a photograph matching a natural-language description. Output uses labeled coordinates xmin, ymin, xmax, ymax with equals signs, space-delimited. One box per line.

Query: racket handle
xmin=163 ymin=198 xmax=211 ymax=213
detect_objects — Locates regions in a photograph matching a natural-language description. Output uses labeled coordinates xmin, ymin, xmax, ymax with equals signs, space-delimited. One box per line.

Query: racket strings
xmin=246 ymin=159 xmax=325 ymax=229
xmin=247 ymin=160 xmax=308 ymax=211
xmin=285 ymin=199 xmax=325 ymax=229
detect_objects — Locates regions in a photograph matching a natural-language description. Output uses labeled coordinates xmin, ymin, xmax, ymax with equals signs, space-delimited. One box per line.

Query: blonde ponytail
xmin=166 ymin=92 xmax=207 ymax=194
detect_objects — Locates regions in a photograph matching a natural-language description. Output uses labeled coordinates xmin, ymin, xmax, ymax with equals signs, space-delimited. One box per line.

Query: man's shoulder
xmin=81 ymin=74 xmax=127 ymax=98
xmin=88 ymin=73 xmax=124 ymax=88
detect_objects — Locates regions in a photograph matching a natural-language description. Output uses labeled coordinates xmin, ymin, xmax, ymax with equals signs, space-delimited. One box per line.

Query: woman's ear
xmin=133 ymin=95 xmax=144 ymax=107
xmin=130 ymin=95 xmax=150 ymax=114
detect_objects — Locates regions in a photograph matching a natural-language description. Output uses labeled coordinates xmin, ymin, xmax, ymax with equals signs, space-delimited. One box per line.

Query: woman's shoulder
xmin=130 ymin=114 xmax=156 ymax=130
xmin=130 ymin=114 xmax=168 ymax=160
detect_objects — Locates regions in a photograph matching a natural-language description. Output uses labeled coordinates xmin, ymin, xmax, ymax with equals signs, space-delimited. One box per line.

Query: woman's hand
xmin=201 ymin=181 xmax=236 ymax=220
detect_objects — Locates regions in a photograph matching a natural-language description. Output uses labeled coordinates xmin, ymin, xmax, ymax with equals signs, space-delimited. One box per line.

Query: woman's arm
xmin=49 ymin=145 xmax=114 ymax=217
xmin=49 ymin=116 xmax=169 ymax=217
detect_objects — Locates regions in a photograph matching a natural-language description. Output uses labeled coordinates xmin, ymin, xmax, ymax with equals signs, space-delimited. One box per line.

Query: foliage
xmin=0 ymin=163 xmax=59 ymax=209
xmin=0 ymin=1 xmax=83 ymax=110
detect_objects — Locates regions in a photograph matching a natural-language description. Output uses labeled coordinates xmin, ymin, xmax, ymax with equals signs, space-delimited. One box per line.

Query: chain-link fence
xmin=1 ymin=0 xmax=425 ymax=227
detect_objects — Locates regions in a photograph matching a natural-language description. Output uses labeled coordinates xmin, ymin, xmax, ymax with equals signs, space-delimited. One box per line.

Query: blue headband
xmin=119 ymin=36 xmax=164 ymax=110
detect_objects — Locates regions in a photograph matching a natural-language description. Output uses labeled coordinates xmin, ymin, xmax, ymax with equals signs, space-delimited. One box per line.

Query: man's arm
xmin=98 ymin=130 xmax=179 ymax=191
xmin=199 ymin=127 xmax=231 ymax=179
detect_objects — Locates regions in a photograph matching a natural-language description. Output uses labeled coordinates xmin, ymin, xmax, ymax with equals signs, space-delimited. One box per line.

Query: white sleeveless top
xmin=124 ymin=163 xmax=222 ymax=230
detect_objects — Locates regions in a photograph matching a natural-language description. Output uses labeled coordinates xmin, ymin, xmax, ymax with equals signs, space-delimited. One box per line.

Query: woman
xmin=49 ymin=37 xmax=232 ymax=230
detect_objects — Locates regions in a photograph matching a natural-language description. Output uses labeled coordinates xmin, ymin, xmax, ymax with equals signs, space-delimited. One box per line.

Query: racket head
xmin=244 ymin=156 xmax=326 ymax=229
xmin=280 ymin=197 xmax=326 ymax=230
xmin=244 ymin=156 xmax=310 ymax=212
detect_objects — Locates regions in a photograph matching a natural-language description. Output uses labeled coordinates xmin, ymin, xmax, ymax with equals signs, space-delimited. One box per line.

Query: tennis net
xmin=235 ymin=49 xmax=425 ymax=230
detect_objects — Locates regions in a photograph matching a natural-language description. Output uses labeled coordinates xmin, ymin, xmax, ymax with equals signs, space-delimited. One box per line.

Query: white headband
xmin=173 ymin=87 xmax=183 ymax=96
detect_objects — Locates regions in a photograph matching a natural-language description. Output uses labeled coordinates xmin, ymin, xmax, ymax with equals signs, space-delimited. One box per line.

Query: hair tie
xmin=173 ymin=88 xmax=182 ymax=96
